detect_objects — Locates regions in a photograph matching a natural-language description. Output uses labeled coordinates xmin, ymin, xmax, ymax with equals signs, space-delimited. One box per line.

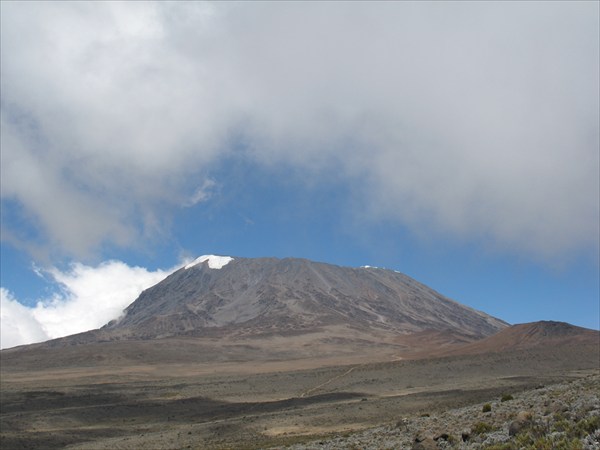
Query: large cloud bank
xmin=0 ymin=261 xmax=174 ymax=349
xmin=1 ymin=2 xmax=598 ymax=261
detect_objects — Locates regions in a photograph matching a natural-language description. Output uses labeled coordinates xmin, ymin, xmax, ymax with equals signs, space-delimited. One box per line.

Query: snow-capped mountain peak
xmin=184 ymin=255 xmax=234 ymax=270
xmin=112 ymin=257 xmax=507 ymax=340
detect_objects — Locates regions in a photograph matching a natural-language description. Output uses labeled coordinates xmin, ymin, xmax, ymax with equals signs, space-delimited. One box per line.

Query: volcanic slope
xmin=434 ymin=320 xmax=600 ymax=357
xmin=105 ymin=256 xmax=506 ymax=339
xmin=1 ymin=256 xmax=510 ymax=369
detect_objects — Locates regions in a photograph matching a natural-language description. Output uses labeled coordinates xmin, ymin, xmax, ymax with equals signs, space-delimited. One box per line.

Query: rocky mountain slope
xmin=102 ymin=256 xmax=506 ymax=341
xmin=406 ymin=320 xmax=600 ymax=359
xmin=0 ymin=255 xmax=513 ymax=367
xmin=5 ymin=256 xmax=599 ymax=371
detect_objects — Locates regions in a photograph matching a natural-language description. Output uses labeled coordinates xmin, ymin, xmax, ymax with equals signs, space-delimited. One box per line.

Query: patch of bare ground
xmin=1 ymin=341 xmax=598 ymax=450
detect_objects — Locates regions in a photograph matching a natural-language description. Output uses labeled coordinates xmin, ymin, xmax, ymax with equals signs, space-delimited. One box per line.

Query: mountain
xmin=2 ymin=257 xmax=597 ymax=450
xmin=0 ymin=256 xmax=511 ymax=368
xmin=436 ymin=320 xmax=600 ymax=356
xmin=100 ymin=256 xmax=507 ymax=341
xmin=3 ymin=256 xmax=599 ymax=375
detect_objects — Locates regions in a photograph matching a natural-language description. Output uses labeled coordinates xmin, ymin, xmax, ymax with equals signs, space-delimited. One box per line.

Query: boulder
xmin=461 ymin=429 xmax=471 ymax=442
xmin=434 ymin=432 xmax=450 ymax=441
xmin=509 ymin=411 xmax=533 ymax=436
xmin=412 ymin=436 xmax=438 ymax=450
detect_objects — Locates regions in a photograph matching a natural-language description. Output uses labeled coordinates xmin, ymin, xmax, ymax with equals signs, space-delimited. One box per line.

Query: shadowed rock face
xmin=103 ymin=257 xmax=507 ymax=340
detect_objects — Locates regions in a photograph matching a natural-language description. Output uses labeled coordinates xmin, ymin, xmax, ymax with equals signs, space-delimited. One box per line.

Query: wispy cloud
xmin=1 ymin=2 xmax=597 ymax=261
xmin=184 ymin=178 xmax=217 ymax=207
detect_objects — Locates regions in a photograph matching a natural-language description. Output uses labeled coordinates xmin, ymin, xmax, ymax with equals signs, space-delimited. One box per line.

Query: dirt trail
xmin=299 ymin=365 xmax=358 ymax=398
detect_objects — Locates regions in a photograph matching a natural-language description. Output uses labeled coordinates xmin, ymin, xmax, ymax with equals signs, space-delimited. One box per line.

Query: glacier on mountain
xmin=184 ymin=255 xmax=234 ymax=270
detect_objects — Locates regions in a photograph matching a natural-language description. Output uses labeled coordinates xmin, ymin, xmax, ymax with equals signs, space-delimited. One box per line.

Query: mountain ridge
xmin=6 ymin=256 xmax=597 ymax=365
xmin=101 ymin=256 xmax=507 ymax=341
xmin=434 ymin=320 xmax=600 ymax=357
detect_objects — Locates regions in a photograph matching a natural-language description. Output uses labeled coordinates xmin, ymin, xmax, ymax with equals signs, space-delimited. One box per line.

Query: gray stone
xmin=412 ymin=436 xmax=438 ymax=450
xmin=509 ymin=411 xmax=533 ymax=436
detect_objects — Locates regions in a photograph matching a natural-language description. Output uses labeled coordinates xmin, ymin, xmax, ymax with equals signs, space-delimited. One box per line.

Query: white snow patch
xmin=184 ymin=255 xmax=234 ymax=270
xmin=360 ymin=265 xmax=381 ymax=269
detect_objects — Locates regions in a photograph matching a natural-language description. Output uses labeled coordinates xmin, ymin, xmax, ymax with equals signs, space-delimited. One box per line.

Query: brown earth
xmin=1 ymin=322 xmax=598 ymax=449
xmin=438 ymin=320 xmax=600 ymax=356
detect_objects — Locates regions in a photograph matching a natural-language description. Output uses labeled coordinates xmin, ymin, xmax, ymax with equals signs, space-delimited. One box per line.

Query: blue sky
xmin=1 ymin=2 xmax=598 ymax=348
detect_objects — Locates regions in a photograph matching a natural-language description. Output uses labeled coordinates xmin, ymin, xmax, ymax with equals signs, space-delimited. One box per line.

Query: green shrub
xmin=446 ymin=434 xmax=457 ymax=444
xmin=487 ymin=431 xmax=584 ymax=450
xmin=501 ymin=393 xmax=514 ymax=402
xmin=482 ymin=403 xmax=492 ymax=412
xmin=532 ymin=436 xmax=583 ymax=450
xmin=553 ymin=418 xmax=571 ymax=433
xmin=575 ymin=415 xmax=600 ymax=437
xmin=485 ymin=444 xmax=513 ymax=450
xmin=472 ymin=421 xmax=494 ymax=435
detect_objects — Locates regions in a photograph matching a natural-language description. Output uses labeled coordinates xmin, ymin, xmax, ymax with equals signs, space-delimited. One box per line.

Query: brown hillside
xmin=434 ymin=321 xmax=599 ymax=357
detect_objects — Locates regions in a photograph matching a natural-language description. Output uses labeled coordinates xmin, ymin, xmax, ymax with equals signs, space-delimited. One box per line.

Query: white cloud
xmin=0 ymin=260 xmax=177 ymax=349
xmin=0 ymin=288 xmax=49 ymax=349
xmin=184 ymin=178 xmax=217 ymax=207
xmin=1 ymin=1 xmax=598 ymax=261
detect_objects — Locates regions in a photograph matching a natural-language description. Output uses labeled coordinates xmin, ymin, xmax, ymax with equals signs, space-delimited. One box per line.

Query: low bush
xmin=472 ymin=421 xmax=494 ymax=435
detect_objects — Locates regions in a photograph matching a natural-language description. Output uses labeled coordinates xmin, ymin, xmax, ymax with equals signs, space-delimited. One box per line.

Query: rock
xmin=461 ymin=429 xmax=471 ymax=442
xmin=412 ymin=436 xmax=438 ymax=450
xmin=516 ymin=411 xmax=533 ymax=421
xmin=509 ymin=411 xmax=533 ymax=436
xmin=482 ymin=431 xmax=510 ymax=446
xmin=544 ymin=400 xmax=568 ymax=416
xmin=434 ymin=432 xmax=450 ymax=441
xmin=414 ymin=431 xmax=430 ymax=442
xmin=396 ymin=417 xmax=410 ymax=428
